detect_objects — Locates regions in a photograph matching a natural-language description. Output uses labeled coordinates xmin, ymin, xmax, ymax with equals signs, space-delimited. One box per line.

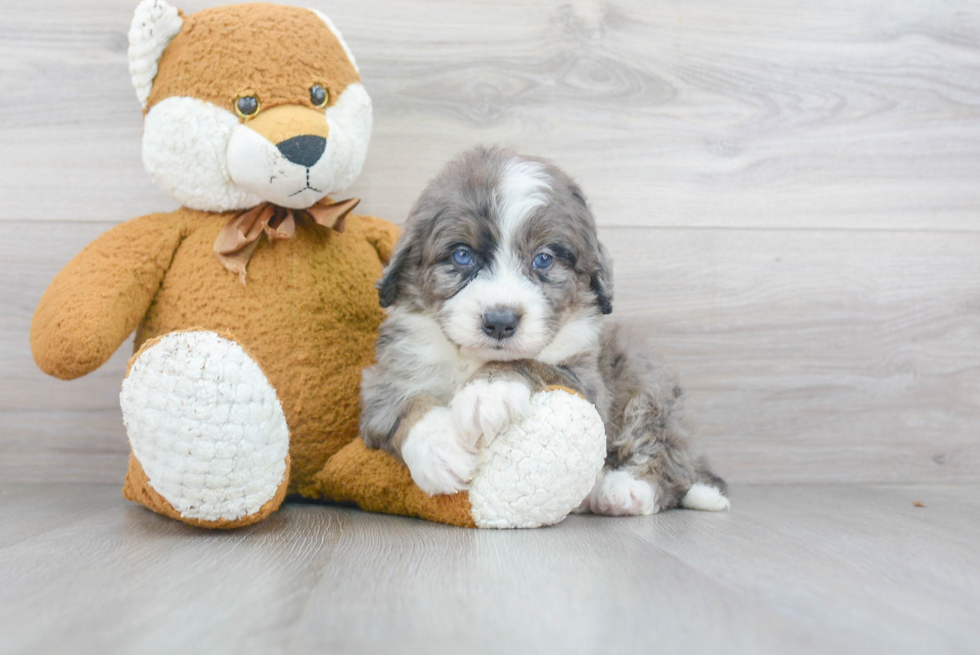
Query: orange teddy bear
xmin=31 ymin=1 xmax=607 ymax=530
xmin=31 ymin=1 xmax=407 ymax=527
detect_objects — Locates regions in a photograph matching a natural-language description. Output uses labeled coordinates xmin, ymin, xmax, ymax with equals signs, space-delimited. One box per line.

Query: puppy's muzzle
xmin=482 ymin=308 xmax=521 ymax=340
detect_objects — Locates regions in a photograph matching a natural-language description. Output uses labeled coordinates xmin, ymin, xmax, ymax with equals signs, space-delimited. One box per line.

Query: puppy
xmin=360 ymin=146 xmax=728 ymax=515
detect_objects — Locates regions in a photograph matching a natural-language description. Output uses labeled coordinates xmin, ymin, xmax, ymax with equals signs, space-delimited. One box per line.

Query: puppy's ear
xmin=567 ymin=181 xmax=613 ymax=315
xmin=377 ymin=237 xmax=413 ymax=308
xmin=590 ymin=241 xmax=614 ymax=315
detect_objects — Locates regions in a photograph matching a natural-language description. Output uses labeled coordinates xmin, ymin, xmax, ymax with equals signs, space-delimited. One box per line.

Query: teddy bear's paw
xmin=120 ymin=330 xmax=290 ymax=523
xmin=401 ymin=407 xmax=480 ymax=496
xmin=467 ymin=389 xmax=607 ymax=529
xmin=450 ymin=379 xmax=532 ymax=446
xmin=584 ymin=470 xmax=659 ymax=516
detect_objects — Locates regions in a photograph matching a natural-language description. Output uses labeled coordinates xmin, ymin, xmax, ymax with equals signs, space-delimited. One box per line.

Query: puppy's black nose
xmin=482 ymin=309 xmax=520 ymax=340
xmin=277 ymin=135 xmax=326 ymax=168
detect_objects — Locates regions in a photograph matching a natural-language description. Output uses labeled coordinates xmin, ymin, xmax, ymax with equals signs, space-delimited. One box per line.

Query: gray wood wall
xmin=2 ymin=0 xmax=978 ymax=485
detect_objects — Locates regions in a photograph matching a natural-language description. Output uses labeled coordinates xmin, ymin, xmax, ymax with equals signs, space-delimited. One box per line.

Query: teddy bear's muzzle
xmin=226 ymin=103 xmax=338 ymax=210
xmin=245 ymin=104 xmax=331 ymax=145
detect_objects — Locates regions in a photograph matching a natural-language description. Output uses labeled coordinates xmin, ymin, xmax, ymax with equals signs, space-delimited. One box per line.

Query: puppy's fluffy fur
xmin=360 ymin=146 xmax=728 ymax=515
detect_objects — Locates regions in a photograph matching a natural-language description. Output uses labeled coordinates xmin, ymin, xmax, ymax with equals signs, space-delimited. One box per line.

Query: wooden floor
xmin=0 ymin=483 xmax=977 ymax=655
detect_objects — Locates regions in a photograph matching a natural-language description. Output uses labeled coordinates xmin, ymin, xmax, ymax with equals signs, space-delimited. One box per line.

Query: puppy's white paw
xmin=450 ymin=378 xmax=532 ymax=445
xmin=401 ymin=407 xmax=480 ymax=496
xmin=681 ymin=483 xmax=730 ymax=511
xmin=587 ymin=470 xmax=658 ymax=516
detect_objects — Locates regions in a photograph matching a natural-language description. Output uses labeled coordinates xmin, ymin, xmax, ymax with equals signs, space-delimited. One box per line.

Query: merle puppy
xmin=359 ymin=146 xmax=728 ymax=515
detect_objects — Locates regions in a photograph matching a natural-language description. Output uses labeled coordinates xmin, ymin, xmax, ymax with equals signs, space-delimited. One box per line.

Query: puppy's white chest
xmin=428 ymin=345 xmax=482 ymax=396
xmin=386 ymin=308 xmax=483 ymax=400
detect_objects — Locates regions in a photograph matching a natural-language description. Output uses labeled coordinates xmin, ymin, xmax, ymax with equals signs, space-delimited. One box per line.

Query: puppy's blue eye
xmin=533 ymin=253 xmax=553 ymax=270
xmin=453 ymin=248 xmax=473 ymax=266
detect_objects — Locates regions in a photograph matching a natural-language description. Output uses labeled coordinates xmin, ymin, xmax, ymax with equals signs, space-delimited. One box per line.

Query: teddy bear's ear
xmin=308 ymin=9 xmax=359 ymax=72
xmin=128 ymin=0 xmax=184 ymax=109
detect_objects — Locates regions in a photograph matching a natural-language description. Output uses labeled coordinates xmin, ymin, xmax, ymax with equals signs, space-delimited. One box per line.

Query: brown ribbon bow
xmin=213 ymin=197 xmax=360 ymax=285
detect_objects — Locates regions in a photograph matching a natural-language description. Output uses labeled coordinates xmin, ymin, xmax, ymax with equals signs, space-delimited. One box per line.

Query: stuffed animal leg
xmin=120 ymin=329 xmax=291 ymax=529
xmin=317 ymin=387 xmax=607 ymax=529
xmin=119 ymin=328 xmax=606 ymax=529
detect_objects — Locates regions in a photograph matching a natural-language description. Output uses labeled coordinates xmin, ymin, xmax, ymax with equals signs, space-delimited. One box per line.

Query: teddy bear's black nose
xmin=277 ymin=135 xmax=326 ymax=168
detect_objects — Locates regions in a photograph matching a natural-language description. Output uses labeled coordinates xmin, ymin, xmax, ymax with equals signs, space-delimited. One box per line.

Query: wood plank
xmin=2 ymin=0 xmax=980 ymax=229
xmin=0 ymin=483 xmax=977 ymax=654
xmin=0 ymin=484 xmax=344 ymax=655
xmin=287 ymin=501 xmax=831 ymax=655
xmin=0 ymin=410 xmax=129 ymax=484
xmin=619 ymin=484 xmax=980 ymax=653
xmin=0 ymin=482 xmax=121 ymax=549
xmin=605 ymin=226 xmax=980 ymax=483
xmin=3 ymin=221 xmax=978 ymax=484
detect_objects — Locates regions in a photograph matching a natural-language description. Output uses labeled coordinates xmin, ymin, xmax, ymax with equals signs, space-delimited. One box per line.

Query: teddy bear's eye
xmin=235 ymin=96 xmax=260 ymax=119
xmin=310 ymin=84 xmax=329 ymax=108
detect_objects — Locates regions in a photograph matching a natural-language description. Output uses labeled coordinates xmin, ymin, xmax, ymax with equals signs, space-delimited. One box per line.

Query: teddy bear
xmin=30 ymin=0 xmax=606 ymax=530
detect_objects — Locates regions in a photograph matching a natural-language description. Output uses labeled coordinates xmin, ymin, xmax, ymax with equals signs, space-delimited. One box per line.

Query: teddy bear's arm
xmin=354 ymin=214 xmax=401 ymax=265
xmin=31 ymin=212 xmax=188 ymax=380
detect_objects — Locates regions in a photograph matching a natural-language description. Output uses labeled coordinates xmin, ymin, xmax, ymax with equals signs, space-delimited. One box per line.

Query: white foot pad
xmin=681 ymin=483 xmax=730 ymax=511
xmin=120 ymin=331 xmax=289 ymax=522
xmin=585 ymin=470 xmax=658 ymax=516
xmin=468 ymin=389 xmax=606 ymax=529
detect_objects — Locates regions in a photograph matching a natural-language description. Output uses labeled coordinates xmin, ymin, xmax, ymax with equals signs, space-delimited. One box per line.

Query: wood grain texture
xmin=1 ymin=0 xmax=980 ymax=228
xmin=1 ymin=0 xmax=979 ymax=485
xmin=0 ymin=482 xmax=978 ymax=654
xmin=4 ymin=222 xmax=978 ymax=484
